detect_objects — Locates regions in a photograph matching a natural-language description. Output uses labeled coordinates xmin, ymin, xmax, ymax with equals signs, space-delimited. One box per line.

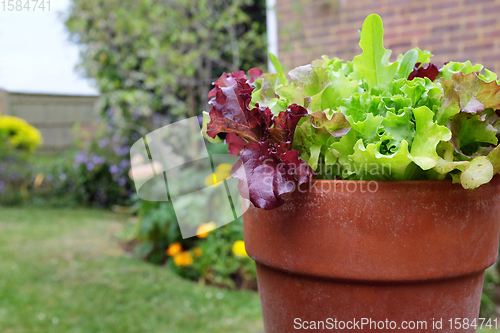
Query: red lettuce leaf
xmin=207 ymin=78 xmax=260 ymax=142
xmin=232 ymin=141 xmax=315 ymax=210
xmin=439 ymin=72 xmax=500 ymax=157
xmin=208 ymin=70 xmax=314 ymax=210
xmin=268 ymin=104 xmax=308 ymax=147
xmin=247 ymin=67 xmax=264 ymax=83
xmin=208 ymin=71 xmax=247 ymax=99
xmin=408 ymin=63 xmax=440 ymax=81
xmin=226 ymin=132 xmax=246 ymax=157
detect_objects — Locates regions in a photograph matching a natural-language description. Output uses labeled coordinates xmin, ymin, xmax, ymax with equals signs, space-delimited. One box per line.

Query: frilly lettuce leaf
xmin=410 ymin=106 xmax=451 ymax=170
xmin=460 ymin=156 xmax=494 ymax=189
xmin=205 ymin=14 xmax=500 ymax=211
xmin=347 ymin=139 xmax=413 ymax=180
xmin=353 ymin=14 xmax=398 ymax=91
xmin=293 ymin=111 xmax=350 ymax=170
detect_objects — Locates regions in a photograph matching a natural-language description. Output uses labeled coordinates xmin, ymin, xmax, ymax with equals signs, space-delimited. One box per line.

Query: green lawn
xmin=1 ymin=207 xmax=499 ymax=333
xmin=0 ymin=207 xmax=264 ymax=333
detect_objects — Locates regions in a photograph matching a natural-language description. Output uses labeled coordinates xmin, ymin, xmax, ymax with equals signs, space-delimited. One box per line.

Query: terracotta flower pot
xmin=243 ymin=178 xmax=500 ymax=332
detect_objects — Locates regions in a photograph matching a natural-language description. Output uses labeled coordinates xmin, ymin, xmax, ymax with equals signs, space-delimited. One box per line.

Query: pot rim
xmin=307 ymin=175 xmax=500 ymax=188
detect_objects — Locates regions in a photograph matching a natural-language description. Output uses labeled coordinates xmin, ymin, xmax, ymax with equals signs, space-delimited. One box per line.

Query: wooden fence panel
xmin=0 ymin=89 xmax=99 ymax=153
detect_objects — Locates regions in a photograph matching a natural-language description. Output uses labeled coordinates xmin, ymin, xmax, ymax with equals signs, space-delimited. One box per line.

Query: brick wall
xmin=276 ymin=0 xmax=500 ymax=74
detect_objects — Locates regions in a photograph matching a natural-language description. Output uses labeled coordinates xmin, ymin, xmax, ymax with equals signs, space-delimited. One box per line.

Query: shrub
xmin=0 ymin=115 xmax=42 ymax=152
xmin=0 ymin=115 xmax=42 ymax=205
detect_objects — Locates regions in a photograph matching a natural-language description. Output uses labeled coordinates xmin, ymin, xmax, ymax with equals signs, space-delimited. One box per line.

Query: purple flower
xmin=92 ymin=156 xmax=105 ymax=165
xmin=59 ymin=173 xmax=67 ymax=181
xmin=117 ymin=148 xmax=128 ymax=156
xmin=119 ymin=160 xmax=129 ymax=168
xmin=46 ymin=174 xmax=54 ymax=181
xmin=0 ymin=180 xmax=5 ymax=193
xmin=75 ymin=152 xmax=87 ymax=164
xmin=109 ymin=165 xmax=118 ymax=174
xmin=86 ymin=163 xmax=95 ymax=171
xmin=119 ymin=177 xmax=127 ymax=186
xmin=98 ymin=138 xmax=110 ymax=148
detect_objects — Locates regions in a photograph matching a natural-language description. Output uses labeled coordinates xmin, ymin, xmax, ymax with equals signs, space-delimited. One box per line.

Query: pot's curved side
xmin=244 ymin=178 xmax=500 ymax=282
xmin=243 ymin=178 xmax=500 ymax=333
xmin=255 ymin=263 xmax=484 ymax=333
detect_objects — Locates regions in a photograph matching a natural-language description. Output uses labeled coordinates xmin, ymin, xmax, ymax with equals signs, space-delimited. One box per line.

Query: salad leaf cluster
xmin=203 ymin=14 xmax=500 ymax=210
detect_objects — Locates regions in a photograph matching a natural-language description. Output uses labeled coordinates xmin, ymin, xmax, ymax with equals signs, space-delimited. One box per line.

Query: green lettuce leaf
xmin=395 ymin=49 xmax=418 ymax=80
xmin=347 ymin=139 xmax=412 ymax=180
xmin=410 ymin=106 xmax=452 ymax=170
xmin=269 ymin=53 xmax=287 ymax=85
xmin=353 ymin=14 xmax=398 ymax=91
xmin=460 ymin=156 xmax=494 ymax=189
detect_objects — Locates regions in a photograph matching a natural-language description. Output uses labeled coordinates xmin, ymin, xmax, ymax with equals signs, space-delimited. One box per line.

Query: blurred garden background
xmin=1 ymin=0 xmax=500 ymax=332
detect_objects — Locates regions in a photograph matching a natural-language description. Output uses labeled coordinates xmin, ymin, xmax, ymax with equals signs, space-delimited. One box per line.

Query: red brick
xmin=416 ymin=14 xmax=444 ymax=24
xmin=464 ymin=43 xmax=494 ymax=53
xmin=277 ymin=0 xmax=500 ymax=73
xmin=432 ymin=46 xmax=459 ymax=55
xmin=432 ymin=2 xmax=459 ymax=10
xmin=483 ymin=54 xmax=500 ymax=63
xmin=464 ymin=0 xmax=495 ymax=5
xmin=484 ymin=30 xmax=500 ymax=38
xmin=449 ymin=32 xmax=478 ymax=42
xmin=482 ymin=4 xmax=500 ymax=14
xmin=465 ymin=19 xmax=497 ymax=29
xmin=432 ymin=24 xmax=461 ymax=33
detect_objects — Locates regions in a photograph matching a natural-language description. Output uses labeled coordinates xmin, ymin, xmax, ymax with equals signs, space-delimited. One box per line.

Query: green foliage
xmin=353 ymin=14 xmax=398 ymax=91
xmin=0 ymin=124 xmax=134 ymax=208
xmin=0 ymin=207 xmax=264 ymax=332
xmin=170 ymin=219 xmax=256 ymax=290
xmin=65 ymin=0 xmax=267 ymax=125
xmin=247 ymin=14 xmax=500 ymax=190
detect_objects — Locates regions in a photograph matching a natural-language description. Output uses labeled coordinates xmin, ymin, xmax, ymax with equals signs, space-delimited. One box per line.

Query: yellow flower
xmin=197 ymin=222 xmax=216 ymax=238
xmin=204 ymin=163 xmax=232 ymax=187
xmin=173 ymin=251 xmax=193 ymax=266
xmin=0 ymin=115 xmax=42 ymax=152
xmin=193 ymin=247 xmax=202 ymax=257
xmin=166 ymin=242 xmax=182 ymax=256
xmin=232 ymin=240 xmax=248 ymax=257
xmin=216 ymin=163 xmax=232 ymax=174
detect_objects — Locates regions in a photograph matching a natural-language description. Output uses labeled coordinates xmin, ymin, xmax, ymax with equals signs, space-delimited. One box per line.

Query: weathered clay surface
xmin=243 ymin=178 xmax=500 ymax=333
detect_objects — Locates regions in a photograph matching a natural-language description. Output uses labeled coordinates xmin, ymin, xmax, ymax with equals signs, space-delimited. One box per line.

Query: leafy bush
xmin=0 ymin=115 xmax=42 ymax=152
xmin=65 ymin=0 xmax=267 ymax=128
xmin=169 ymin=219 xmax=256 ymax=290
xmin=118 ymin=204 xmax=256 ymax=290
xmin=0 ymin=115 xmax=42 ymax=205
xmin=1 ymin=122 xmax=135 ymax=208
xmin=70 ymin=126 xmax=135 ymax=207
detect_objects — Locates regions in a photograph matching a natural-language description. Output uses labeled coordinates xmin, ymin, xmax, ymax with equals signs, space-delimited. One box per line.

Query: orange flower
xmin=197 ymin=222 xmax=217 ymax=238
xmin=193 ymin=247 xmax=202 ymax=257
xmin=173 ymin=251 xmax=193 ymax=266
xmin=166 ymin=242 xmax=182 ymax=256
